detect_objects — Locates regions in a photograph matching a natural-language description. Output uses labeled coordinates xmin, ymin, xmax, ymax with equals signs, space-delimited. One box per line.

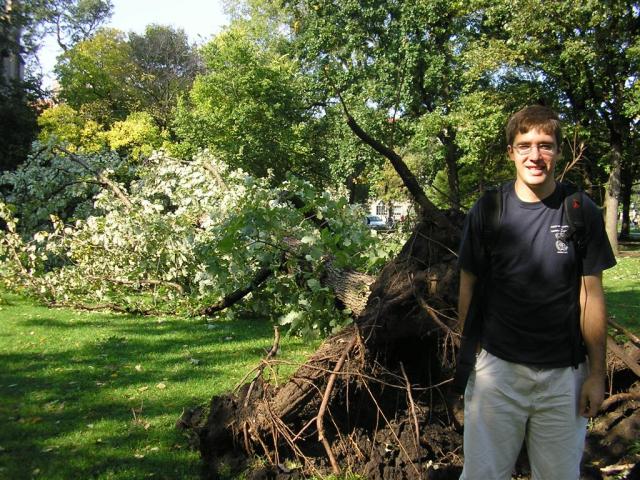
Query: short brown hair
xmin=505 ymin=105 xmax=562 ymax=147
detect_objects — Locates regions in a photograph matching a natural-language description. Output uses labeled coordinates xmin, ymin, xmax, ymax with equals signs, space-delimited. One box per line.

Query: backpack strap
xmin=561 ymin=184 xmax=587 ymax=368
xmin=479 ymin=185 xmax=503 ymax=264
xmin=563 ymin=188 xmax=587 ymax=257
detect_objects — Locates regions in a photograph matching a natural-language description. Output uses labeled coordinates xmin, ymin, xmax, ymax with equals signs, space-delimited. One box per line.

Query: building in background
xmin=368 ymin=199 xmax=412 ymax=224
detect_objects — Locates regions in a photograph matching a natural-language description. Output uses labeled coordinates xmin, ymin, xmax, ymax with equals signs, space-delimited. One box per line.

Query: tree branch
xmin=86 ymin=275 xmax=185 ymax=294
xmin=54 ymin=146 xmax=134 ymax=210
xmin=608 ymin=318 xmax=640 ymax=348
xmin=199 ymin=255 xmax=285 ymax=316
xmin=336 ymin=95 xmax=457 ymax=235
xmin=317 ymin=335 xmax=357 ymax=475
xmin=200 ymin=161 xmax=228 ymax=192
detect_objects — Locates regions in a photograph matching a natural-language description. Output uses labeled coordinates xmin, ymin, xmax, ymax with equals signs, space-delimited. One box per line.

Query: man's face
xmin=507 ymin=128 xmax=559 ymax=194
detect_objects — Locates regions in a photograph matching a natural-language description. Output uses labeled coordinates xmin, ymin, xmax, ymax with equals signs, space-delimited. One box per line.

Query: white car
xmin=365 ymin=215 xmax=389 ymax=230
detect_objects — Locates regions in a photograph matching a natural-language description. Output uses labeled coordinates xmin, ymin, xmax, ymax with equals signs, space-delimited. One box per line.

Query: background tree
xmin=0 ymin=0 xmax=113 ymax=172
xmin=105 ymin=111 xmax=166 ymax=160
xmin=0 ymin=77 xmax=39 ymax=171
xmin=1 ymin=0 xmax=39 ymax=172
xmin=4 ymin=0 xmax=112 ymax=61
xmin=54 ymin=27 xmax=140 ymax=124
xmin=281 ymin=0 xmax=524 ymax=209
xmin=37 ymin=102 xmax=107 ymax=152
xmin=174 ymin=22 xmax=331 ymax=183
xmin=38 ymin=0 xmax=112 ymax=51
xmin=128 ymin=24 xmax=201 ymax=130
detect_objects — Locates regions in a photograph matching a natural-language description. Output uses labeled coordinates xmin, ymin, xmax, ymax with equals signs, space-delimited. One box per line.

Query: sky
xmin=38 ymin=0 xmax=230 ymax=87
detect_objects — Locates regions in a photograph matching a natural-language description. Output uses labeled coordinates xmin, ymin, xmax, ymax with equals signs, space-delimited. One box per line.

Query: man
xmin=457 ymin=105 xmax=616 ymax=480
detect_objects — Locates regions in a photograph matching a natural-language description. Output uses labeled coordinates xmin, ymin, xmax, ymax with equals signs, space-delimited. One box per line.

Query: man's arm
xmin=579 ymin=272 xmax=608 ymax=418
xmin=458 ymin=268 xmax=477 ymax=331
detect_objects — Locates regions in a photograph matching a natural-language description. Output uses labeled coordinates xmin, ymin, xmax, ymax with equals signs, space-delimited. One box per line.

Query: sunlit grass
xmin=604 ymin=254 xmax=640 ymax=336
xmin=0 ymin=291 xmax=320 ymax=480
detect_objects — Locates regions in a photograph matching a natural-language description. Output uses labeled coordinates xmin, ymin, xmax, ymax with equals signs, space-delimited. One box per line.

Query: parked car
xmin=365 ymin=215 xmax=389 ymax=230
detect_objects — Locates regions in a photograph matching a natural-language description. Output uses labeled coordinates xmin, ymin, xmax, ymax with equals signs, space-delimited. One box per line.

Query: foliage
xmin=55 ymin=28 xmax=140 ymax=124
xmin=37 ymin=103 xmax=108 ymax=152
xmin=106 ymin=111 xmax=167 ymax=161
xmin=40 ymin=0 xmax=114 ymax=50
xmin=470 ymin=1 xmax=638 ymax=191
xmin=2 ymin=0 xmax=113 ymax=61
xmin=173 ymin=22 xmax=330 ymax=184
xmin=0 ymin=149 xmax=405 ymax=335
xmin=281 ymin=0 xmax=525 ymax=207
xmin=0 ymin=290 xmax=320 ymax=480
xmin=46 ymin=24 xmax=200 ymax=153
xmin=0 ymin=142 xmax=124 ymax=231
xmin=276 ymin=0 xmax=640 ymax=211
xmin=6 ymin=1 xmax=639 ymax=340
xmin=38 ymin=106 xmax=169 ymax=160
xmin=128 ymin=24 xmax=202 ymax=129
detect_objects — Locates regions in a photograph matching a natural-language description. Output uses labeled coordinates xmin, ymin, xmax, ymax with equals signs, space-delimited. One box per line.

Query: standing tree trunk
xmin=619 ymin=165 xmax=632 ymax=240
xmin=604 ymin=140 xmax=623 ymax=254
xmin=441 ymin=130 xmax=461 ymax=212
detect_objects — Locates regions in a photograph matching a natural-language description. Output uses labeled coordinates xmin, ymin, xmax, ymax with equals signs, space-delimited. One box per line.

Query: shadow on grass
xmin=0 ymin=293 xmax=308 ymax=480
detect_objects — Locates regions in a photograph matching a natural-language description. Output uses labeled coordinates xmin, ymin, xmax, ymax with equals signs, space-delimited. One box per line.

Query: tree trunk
xmin=604 ymin=144 xmax=622 ymax=254
xmin=441 ymin=130 xmax=461 ymax=211
xmin=619 ymin=165 xmax=632 ymax=240
xmin=323 ymin=260 xmax=375 ymax=317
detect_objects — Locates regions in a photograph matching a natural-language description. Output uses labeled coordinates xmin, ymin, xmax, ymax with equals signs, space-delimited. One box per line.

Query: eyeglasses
xmin=512 ymin=143 xmax=556 ymax=155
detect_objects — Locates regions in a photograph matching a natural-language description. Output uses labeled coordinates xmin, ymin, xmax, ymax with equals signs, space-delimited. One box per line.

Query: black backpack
xmin=451 ymin=183 xmax=587 ymax=394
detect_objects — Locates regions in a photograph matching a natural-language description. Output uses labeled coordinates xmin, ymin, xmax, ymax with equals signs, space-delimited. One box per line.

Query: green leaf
xmin=278 ymin=310 xmax=303 ymax=326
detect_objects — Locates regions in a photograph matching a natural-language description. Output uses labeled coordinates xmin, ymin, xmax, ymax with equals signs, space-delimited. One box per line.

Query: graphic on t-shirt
xmin=551 ymin=225 xmax=570 ymax=254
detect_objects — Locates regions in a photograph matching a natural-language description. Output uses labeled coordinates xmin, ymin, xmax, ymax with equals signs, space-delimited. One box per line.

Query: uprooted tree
xmin=188 ymin=110 xmax=640 ymax=480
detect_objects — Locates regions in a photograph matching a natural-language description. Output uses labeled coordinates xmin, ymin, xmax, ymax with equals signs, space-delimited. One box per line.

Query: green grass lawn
xmin=0 ymin=292 xmax=320 ymax=480
xmin=604 ymin=252 xmax=640 ymax=336
xmin=0 ymin=253 xmax=637 ymax=480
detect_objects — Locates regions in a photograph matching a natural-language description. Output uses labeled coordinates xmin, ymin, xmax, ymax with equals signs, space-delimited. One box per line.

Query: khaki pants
xmin=459 ymin=350 xmax=588 ymax=480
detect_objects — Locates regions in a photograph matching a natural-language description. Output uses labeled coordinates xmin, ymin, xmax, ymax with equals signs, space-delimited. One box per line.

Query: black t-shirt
xmin=458 ymin=181 xmax=616 ymax=367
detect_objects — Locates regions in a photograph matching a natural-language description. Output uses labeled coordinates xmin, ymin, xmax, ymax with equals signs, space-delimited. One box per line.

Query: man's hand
xmin=579 ymin=373 xmax=605 ymax=418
